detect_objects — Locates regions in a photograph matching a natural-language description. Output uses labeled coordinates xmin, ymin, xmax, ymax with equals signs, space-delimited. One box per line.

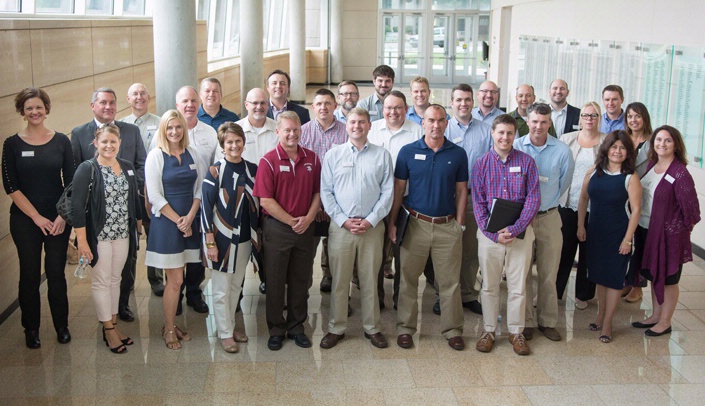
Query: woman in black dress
xmin=2 ymin=88 xmax=75 ymax=349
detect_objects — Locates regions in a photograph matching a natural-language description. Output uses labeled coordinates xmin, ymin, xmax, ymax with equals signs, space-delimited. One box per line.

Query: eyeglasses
xmin=581 ymin=113 xmax=599 ymax=119
xmin=129 ymin=91 xmax=148 ymax=97
xmin=383 ymin=106 xmax=406 ymax=112
xmin=338 ymin=92 xmax=359 ymax=97
xmin=478 ymin=90 xmax=499 ymax=95
xmin=246 ymin=101 xmax=268 ymax=106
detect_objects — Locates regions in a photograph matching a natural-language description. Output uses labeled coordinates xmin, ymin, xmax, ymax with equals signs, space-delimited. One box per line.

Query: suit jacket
xmin=563 ymin=104 xmax=581 ymax=135
xmin=70 ymin=120 xmax=147 ymax=187
xmin=266 ymin=100 xmax=311 ymax=125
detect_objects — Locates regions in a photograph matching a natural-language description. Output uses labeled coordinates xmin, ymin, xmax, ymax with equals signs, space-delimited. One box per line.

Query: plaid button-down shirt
xmin=299 ymin=119 xmax=348 ymax=163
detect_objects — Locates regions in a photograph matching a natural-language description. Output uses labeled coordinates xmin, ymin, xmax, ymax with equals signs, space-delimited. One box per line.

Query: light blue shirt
xmin=445 ymin=117 xmax=492 ymax=182
xmin=334 ymin=108 xmax=347 ymax=123
xmin=600 ymin=110 xmax=625 ymax=133
xmin=321 ymin=141 xmax=394 ymax=228
xmin=471 ymin=106 xmax=502 ymax=123
xmin=513 ymin=134 xmax=575 ymax=211
xmin=357 ymin=93 xmax=384 ymax=122
xmin=406 ymin=106 xmax=423 ymax=125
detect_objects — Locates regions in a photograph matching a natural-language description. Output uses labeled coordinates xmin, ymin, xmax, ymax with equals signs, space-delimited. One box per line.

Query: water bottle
xmin=74 ymin=256 xmax=88 ymax=278
xmin=495 ymin=314 xmax=502 ymax=336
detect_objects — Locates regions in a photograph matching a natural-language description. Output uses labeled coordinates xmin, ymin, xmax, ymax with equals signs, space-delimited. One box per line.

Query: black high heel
xmin=112 ymin=322 xmax=134 ymax=346
xmin=103 ymin=327 xmax=127 ymax=354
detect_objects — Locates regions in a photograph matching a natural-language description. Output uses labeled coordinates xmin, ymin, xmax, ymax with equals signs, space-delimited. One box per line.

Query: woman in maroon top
xmin=631 ymin=126 xmax=701 ymax=336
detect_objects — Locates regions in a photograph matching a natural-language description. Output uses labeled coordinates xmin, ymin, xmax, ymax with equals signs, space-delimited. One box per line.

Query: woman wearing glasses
xmin=555 ymin=102 xmax=606 ymax=310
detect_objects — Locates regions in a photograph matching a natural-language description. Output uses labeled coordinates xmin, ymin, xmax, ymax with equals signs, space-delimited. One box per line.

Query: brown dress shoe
xmin=397 ymin=334 xmax=414 ymax=349
xmin=509 ymin=333 xmax=530 ymax=355
xmin=448 ymin=336 xmax=465 ymax=350
xmin=538 ymin=325 xmax=562 ymax=341
xmin=476 ymin=331 xmax=495 ymax=353
xmin=364 ymin=332 xmax=389 ymax=348
xmin=319 ymin=333 xmax=345 ymax=349
xmin=522 ymin=327 xmax=534 ymax=341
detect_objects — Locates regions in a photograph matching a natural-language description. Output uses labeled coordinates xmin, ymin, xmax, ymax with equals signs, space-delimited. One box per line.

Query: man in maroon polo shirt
xmin=253 ymin=111 xmax=322 ymax=351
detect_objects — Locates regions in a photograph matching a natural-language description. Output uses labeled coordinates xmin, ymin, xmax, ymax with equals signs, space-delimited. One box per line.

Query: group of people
xmin=2 ymin=65 xmax=700 ymax=357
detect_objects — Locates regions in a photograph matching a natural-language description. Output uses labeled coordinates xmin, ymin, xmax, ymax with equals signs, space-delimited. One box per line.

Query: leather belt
xmin=537 ymin=207 xmax=557 ymax=215
xmin=406 ymin=207 xmax=455 ymax=224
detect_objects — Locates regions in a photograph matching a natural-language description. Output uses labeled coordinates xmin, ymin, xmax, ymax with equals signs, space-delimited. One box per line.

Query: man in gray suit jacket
xmin=71 ymin=87 xmax=147 ymax=322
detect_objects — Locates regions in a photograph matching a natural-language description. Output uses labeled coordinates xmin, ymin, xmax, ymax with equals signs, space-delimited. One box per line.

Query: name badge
xmin=414 ymin=154 xmax=426 ymax=161
xmin=573 ymin=125 xmax=580 ymax=130
xmin=539 ymin=176 xmax=549 ymax=183
xmin=147 ymin=126 xmax=157 ymax=131
xmin=22 ymin=151 xmax=34 ymax=157
xmin=189 ymin=164 xmax=197 ymax=170
xmin=509 ymin=166 xmax=521 ymax=173
xmin=343 ymin=162 xmax=354 ymax=168
xmin=280 ymin=165 xmax=290 ymax=172
xmin=452 ymin=136 xmax=462 ymax=144
xmin=665 ymin=174 xmax=675 ymax=184
xmin=127 ymin=170 xmax=134 ymax=176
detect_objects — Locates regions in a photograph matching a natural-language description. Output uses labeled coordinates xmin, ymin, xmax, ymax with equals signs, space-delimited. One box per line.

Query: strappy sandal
xmin=589 ymin=323 xmax=603 ymax=331
xmin=112 ymin=322 xmax=133 ymax=345
xmin=174 ymin=325 xmax=191 ymax=342
xmin=599 ymin=335 xmax=612 ymax=343
xmin=103 ymin=327 xmax=127 ymax=354
xmin=162 ymin=328 xmax=181 ymax=350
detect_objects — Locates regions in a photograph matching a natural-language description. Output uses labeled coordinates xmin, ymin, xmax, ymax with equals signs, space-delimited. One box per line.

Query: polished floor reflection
xmin=1 ymin=239 xmax=704 ymax=405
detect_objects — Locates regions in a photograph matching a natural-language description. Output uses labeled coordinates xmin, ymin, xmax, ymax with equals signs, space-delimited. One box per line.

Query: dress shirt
xmin=600 ymin=110 xmax=625 ymax=133
xmin=445 ymin=116 xmax=492 ymax=181
xmin=395 ymin=137 xmax=469 ymax=217
xmin=299 ymin=119 xmax=348 ymax=162
xmin=551 ymin=104 xmax=568 ymax=137
xmin=321 ymin=141 xmax=394 ymax=228
xmin=197 ymin=105 xmax=240 ymax=131
xmin=471 ymin=106 xmax=502 ymax=123
xmin=368 ymin=119 xmax=423 ymax=169
xmin=269 ymin=100 xmax=287 ymax=121
xmin=513 ymin=135 xmax=574 ymax=211
xmin=472 ymin=148 xmax=540 ymax=242
xmin=334 ymin=108 xmax=347 ymax=123
xmin=357 ymin=93 xmax=384 ymax=122
xmin=151 ymin=120 xmax=217 ymax=175
xmin=232 ymin=116 xmax=278 ymax=164
xmin=121 ymin=112 xmax=160 ymax=151
xmin=406 ymin=106 xmax=423 ymax=125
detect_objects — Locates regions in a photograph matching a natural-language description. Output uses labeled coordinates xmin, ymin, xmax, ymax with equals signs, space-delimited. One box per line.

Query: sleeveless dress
xmin=586 ymin=170 xmax=632 ymax=289
xmin=145 ymin=150 xmax=201 ymax=268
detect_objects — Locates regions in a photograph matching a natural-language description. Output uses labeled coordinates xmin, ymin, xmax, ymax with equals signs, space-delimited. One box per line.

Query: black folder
xmin=486 ymin=198 xmax=526 ymax=239
xmin=314 ymin=220 xmax=330 ymax=237
xmin=395 ymin=206 xmax=411 ymax=245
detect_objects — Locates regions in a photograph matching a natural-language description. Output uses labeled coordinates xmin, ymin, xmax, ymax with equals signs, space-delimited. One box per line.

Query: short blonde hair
xmin=277 ymin=111 xmax=301 ymax=128
xmin=157 ymin=109 xmax=190 ymax=153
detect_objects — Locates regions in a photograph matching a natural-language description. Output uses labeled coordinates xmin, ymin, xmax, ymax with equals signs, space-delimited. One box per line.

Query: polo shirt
xmin=472 ymin=106 xmax=502 ymax=123
xmin=299 ymin=118 xmax=348 ymax=162
xmin=513 ymin=134 xmax=574 ymax=211
xmin=394 ymin=137 xmax=469 ymax=217
xmin=198 ymin=105 xmax=240 ymax=131
xmin=368 ymin=119 xmax=423 ymax=170
xmin=600 ymin=110 xmax=626 ymax=133
xmin=234 ymin=116 xmax=278 ymax=164
xmin=471 ymin=148 xmax=540 ymax=242
xmin=253 ymin=143 xmax=321 ymax=218
xmin=120 ymin=112 xmax=160 ymax=151
xmin=445 ymin=116 xmax=492 ymax=181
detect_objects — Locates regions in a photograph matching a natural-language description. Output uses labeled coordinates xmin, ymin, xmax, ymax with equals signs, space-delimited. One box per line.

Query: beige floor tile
xmin=678 ymin=275 xmax=705 ymax=292
xmin=536 ymin=356 xmax=618 ymax=385
xmin=655 ymin=355 xmax=705 ymax=383
xmin=407 ymin=358 xmax=484 ymax=388
xmin=474 ymin=356 xmax=553 ymax=386
xmin=237 ymin=389 xmax=312 ymax=405
xmin=342 ymin=359 xmax=415 ymax=389
xmin=672 ymin=310 xmax=705 ymax=331
xmin=671 ymin=330 xmax=705 ymax=355
xmin=521 ymin=385 xmax=601 ymax=406
xmin=590 ymin=383 xmax=672 ymax=405
xmin=453 ymin=386 xmax=532 ymax=406
xmin=660 ymin=383 xmax=705 ymax=406
xmin=203 ymin=362 xmax=276 ymax=393
xmin=603 ymin=356 xmax=688 ymax=384
xmin=0 ymin=366 xmax=69 ymax=397
xmin=383 ymin=388 xmax=459 ymax=405
xmin=309 ymin=388 xmax=385 ymax=405
xmin=163 ymin=393 xmax=239 ymax=405
xmin=678 ymin=292 xmax=705 ymax=310
xmin=275 ymin=360 xmax=346 ymax=391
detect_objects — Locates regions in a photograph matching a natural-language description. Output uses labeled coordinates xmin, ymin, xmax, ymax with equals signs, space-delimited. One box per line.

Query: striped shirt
xmin=472 ymin=148 xmax=540 ymax=242
xmin=300 ymin=119 xmax=348 ymax=162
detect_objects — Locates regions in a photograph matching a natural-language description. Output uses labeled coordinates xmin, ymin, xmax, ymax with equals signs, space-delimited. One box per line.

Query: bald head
xmin=477 ymin=80 xmax=499 ymax=112
xmin=515 ymin=84 xmax=535 ymax=115
xmin=127 ymin=83 xmax=150 ymax=115
xmin=549 ymin=79 xmax=569 ymax=108
xmin=175 ymin=86 xmax=200 ymax=126
xmin=245 ymin=87 xmax=268 ymax=124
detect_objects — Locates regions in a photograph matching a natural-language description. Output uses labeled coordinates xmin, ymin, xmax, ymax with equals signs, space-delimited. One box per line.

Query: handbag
xmin=56 ymin=162 xmax=95 ymax=227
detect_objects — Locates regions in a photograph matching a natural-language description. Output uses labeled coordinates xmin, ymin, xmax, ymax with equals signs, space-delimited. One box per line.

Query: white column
xmin=152 ymin=0 xmax=197 ymax=115
xmin=240 ymin=0 xmax=264 ymax=112
xmin=330 ymin=0 xmax=344 ymax=83
xmin=289 ymin=0 xmax=306 ymax=103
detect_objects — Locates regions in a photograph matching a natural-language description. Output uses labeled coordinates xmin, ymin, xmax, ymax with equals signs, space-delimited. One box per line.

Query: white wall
xmin=489 ymin=0 xmax=705 ymax=249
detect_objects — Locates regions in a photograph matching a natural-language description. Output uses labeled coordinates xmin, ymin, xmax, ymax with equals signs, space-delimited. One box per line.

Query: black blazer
xmin=70 ymin=120 xmax=147 ymax=187
xmin=266 ymin=100 xmax=311 ymax=125
xmin=563 ymin=104 xmax=581 ymax=135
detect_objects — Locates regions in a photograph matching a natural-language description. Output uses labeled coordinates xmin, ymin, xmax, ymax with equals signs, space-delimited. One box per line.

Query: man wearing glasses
xmin=472 ymin=81 xmax=503 ymax=123
xmin=334 ymin=81 xmax=360 ymax=124
xmin=548 ymin=79 xmax=581 ymax=138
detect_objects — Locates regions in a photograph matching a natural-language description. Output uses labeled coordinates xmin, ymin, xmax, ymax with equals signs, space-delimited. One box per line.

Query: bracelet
xmin=623 ymin=240 xmax=633 ymax=246
xmin=205 ymin=242 xmax=216 ymax=248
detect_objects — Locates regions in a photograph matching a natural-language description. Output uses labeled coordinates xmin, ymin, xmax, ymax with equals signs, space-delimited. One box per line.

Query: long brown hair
xmin=594 ymin=130 xmax=636 ymax=176
xmin=625 ymin=102 xmax=653 ymax=139
xmin=648 ymin=125 xmax=688 ymax=165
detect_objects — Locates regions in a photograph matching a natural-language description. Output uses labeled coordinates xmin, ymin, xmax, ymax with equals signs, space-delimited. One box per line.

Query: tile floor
xmin=0 ymin=244 xmax=704 ymax=405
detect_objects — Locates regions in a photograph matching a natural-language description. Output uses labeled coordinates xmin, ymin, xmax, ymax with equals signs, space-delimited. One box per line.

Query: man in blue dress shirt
xmin=197 ymin=77 xmax=240 ymax=131
xmin=472 ymin=81 xmax=502 ymax=123
xmin=600 ymin=85 xmax=626 ymax=133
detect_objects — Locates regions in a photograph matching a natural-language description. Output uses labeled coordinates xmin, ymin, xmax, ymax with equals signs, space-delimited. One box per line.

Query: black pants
xmin=180 ymin=261 xmax=206 ymax=302
xmin=142 ymin=210 xmax=163 ymax=289
xmin=263 ymin=216 xmax=314 ymax=336
xmin=555 ymin=207 xmax=595 ymax=302
xmin=10 ymin=212 xmax=71 ymax=332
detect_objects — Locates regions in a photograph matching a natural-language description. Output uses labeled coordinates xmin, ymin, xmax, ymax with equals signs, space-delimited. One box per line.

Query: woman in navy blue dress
xmin=577 ymin=131 xmax=642 ymax=343
xmin=145 ymin=110 xmax=204 ymax=350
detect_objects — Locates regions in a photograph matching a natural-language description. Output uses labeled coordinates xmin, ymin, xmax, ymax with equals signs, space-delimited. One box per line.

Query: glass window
xmin=381 ymin=0 xmax=422 ymax=10
xmin=431 ymin=0 xmax=470 ymax=10
xmin=36 ymin=0 xmax=73 ymax=13
xmin=0 ymin=0 xmax=20 ymax=12
xmin=226 ymin=0 xmax=240 ymax=56
xmin=123 ymin=0 xmax=145 ymax=15
xmin=211 ymin=0 xmax=227 ymax=58
xmin=197 ymin=0 xmax=210 ymax=20
xmin=86 ymin=0 xmax=113 ymax=14
xmin=264 ymin=0 xmax=286 ymax=51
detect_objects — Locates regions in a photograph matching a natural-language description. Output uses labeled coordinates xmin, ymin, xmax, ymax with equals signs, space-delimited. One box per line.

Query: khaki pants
xmin=525 ymin=209 xmax=563 ymax=328
xmin=460 ymin=194 xmax=480 ymax=302
xmin=327 ymin=222 xmax=384 ymax=335
xmin=397 ymin=217 xmax=463 ymax=339
xmin=478 ymin=225 xmax=535 ymax=335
